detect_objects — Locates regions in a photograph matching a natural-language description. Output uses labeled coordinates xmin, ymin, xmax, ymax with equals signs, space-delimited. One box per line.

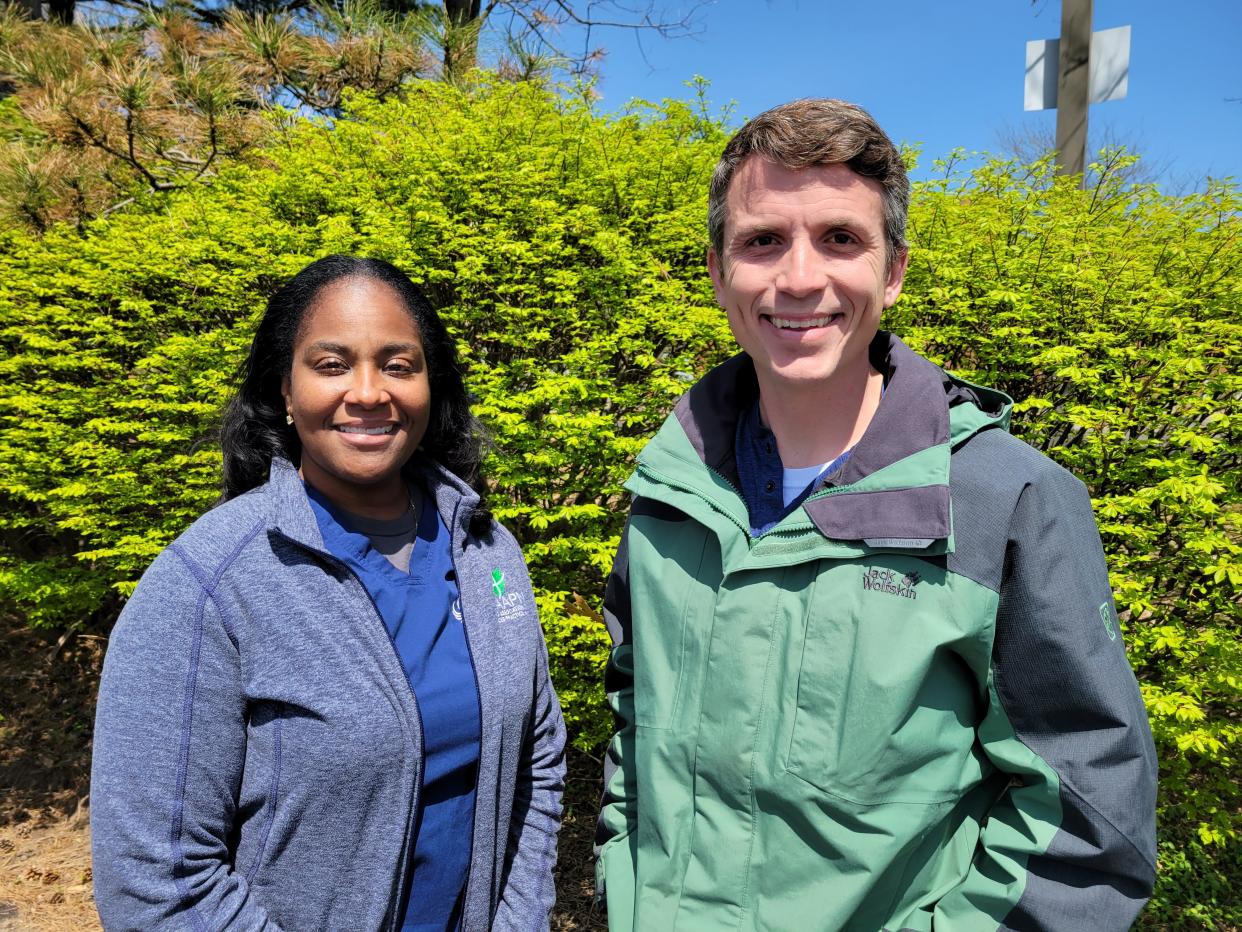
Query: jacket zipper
xmin=636 ymin=462 xmax=751 ymax=536
xmin=301 ymin=543 xmax=425 ymax=932
xmin=636 ymin=461 xmax=855 ymax=542
xmin=751 ymin=484 xmax=855 ymax=541
xmin=448 ymin=498 xmax=485 ymax=928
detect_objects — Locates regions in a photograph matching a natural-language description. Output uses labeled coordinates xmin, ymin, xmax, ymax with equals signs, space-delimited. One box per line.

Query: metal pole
xmin=1055 ymin=0 xmax=1092 ymax=181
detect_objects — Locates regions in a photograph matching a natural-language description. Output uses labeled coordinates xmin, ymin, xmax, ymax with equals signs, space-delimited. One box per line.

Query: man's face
xmin=708 ymin=157 xmax=907 ymax=397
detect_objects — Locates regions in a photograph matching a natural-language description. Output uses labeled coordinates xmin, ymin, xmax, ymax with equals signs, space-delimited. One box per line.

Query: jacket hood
xmin=634 ymin=331 xmax=1011 ymax=549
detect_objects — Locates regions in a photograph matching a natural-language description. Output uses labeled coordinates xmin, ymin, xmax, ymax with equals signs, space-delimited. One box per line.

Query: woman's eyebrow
xmin=304 ymin=341 xmax=421 ymax=354
xmin=306 ymin=340 xmax=350 ymax=355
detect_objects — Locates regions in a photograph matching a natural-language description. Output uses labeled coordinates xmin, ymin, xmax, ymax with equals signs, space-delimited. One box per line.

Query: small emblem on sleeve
xmin=491 ymin=568 xmax=506 ymax=598
xmin=1099 ymin=601 xmax=1117 ymax=641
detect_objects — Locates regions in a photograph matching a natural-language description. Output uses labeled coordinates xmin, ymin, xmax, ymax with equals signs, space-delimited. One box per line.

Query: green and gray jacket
xmin=596 ymin=333 xmax=1156 ymax=931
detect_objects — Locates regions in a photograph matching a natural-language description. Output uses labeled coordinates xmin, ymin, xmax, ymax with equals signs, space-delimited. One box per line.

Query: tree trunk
xmin=441 ymin=0 xmax=483 ymax=80
xmin=442 ymin=0 xmax=481 ymax=25
xmin=47 ymin=0 xmax=74 ymax=23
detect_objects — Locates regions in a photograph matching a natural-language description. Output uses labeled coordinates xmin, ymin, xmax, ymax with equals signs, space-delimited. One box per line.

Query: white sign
xmin=1024 ymin=25 xmax=1131 ymax=111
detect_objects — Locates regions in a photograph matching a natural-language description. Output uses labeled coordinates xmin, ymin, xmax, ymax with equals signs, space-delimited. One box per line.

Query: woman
xmin=91 ymin=256 xmax=566 ymax=931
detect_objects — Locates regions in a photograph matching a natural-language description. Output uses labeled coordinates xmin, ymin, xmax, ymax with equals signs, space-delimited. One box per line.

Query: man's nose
xmin=777 ymin=239 xmax=827 ymax=296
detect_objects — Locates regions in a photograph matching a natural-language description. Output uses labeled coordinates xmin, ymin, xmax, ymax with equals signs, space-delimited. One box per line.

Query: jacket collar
xmin=665 ymin=332 xmax=968 ymax=547
xmin=802 ymin=334 xmax=952 ymax=547
xmin=268 ymin=457 xmax=327 ymax=553
xmin=267 ymin=456 xmax=480 ymax=555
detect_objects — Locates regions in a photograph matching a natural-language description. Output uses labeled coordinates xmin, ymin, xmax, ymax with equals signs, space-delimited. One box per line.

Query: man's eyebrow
xmin=728 ymin=222 xmax=780 ymax=241
xmin=730 ymin=215 xmax=867 ymax=239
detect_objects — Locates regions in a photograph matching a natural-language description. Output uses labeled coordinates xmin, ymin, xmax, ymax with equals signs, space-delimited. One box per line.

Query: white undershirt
xmin=782 ymin=462 xmax=835 ymax=507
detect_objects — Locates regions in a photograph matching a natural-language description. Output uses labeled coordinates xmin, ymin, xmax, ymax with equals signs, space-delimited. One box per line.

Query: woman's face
xmin=281 ymin=277 xmax=431 ymax=516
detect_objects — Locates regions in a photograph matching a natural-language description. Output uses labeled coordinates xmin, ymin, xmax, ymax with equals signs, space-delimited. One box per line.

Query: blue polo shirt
xmin=307 ymin=483 xmax=481 ymax=932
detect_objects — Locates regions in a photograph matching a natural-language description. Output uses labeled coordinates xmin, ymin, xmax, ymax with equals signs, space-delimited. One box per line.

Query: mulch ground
xmin=0 ymin=614 xmax=101 ymax=931
xmin=0 ymin=612 xmax=606 ymax=930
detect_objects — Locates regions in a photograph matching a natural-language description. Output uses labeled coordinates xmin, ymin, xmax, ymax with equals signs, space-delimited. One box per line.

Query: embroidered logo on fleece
xmin=1099 ymin=601 xmax=1117 ymax=641
xmin=491 ymin=567 xmax=527 ymax=623
xmin=861 ymin=566 xmax=919 ymax=601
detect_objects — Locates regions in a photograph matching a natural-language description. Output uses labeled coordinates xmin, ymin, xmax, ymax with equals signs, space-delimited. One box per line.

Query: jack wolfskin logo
xmin=862 ymin=567 xmax=918 ymax=600
xmin=491 ymin=568 xmax=506 ymax=598
xmin=1099 ymin=601 xmax=1117 ymax=641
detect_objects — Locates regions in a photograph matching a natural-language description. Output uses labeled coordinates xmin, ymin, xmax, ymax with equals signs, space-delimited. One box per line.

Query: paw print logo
xmin=902 ymin=571 xmax=922 ymax=587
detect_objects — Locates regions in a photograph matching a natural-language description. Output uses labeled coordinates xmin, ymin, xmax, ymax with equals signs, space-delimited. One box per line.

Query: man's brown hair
xmin=707 ymin=98 xmax=910 ymax=266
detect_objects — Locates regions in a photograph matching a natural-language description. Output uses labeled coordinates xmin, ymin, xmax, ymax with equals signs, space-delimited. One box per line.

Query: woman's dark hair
xmin=220 ymin=255 xmax=490 ymax=525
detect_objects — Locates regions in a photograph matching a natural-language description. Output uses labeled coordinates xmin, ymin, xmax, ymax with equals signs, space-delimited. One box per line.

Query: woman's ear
xmin=281 ymin=377 xmax=295 ymax=425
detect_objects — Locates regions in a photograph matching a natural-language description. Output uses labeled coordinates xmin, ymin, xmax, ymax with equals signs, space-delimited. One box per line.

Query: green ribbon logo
xmin=491 ymin=568 xmax=506 ymax=598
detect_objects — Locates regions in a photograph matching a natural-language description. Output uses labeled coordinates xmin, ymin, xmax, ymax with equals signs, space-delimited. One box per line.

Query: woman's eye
xmin=314 ymin=359 xmax=348 ymax=373
xmin=384 ymin=360 xmax=415 ymax=375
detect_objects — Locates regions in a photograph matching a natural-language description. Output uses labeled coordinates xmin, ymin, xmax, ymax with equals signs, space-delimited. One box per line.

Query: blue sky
xmin=574 ymin=0 xmax=1241 ymax=187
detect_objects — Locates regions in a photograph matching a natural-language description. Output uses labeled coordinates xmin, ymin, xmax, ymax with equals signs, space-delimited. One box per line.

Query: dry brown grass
xmin=0 ymin=804 xmax=98 ymax=931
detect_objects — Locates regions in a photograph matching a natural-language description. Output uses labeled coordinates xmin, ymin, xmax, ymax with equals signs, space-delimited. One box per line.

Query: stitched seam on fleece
xmin=246 ymin=705 xmax=283 ymax=885
xmin=165 ymin=520 xmax=265 ymax=928
xmin=165 ymin=576 xmax=210 ymax=932
xmin=170 ymin=541 xmax=237 ymax=652
xmin=524 ymin=671 xmax=561 ymax=929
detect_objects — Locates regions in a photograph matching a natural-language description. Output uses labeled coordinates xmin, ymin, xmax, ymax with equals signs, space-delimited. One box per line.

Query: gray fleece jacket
xmin=91 ymin=457 xmax=566 ymax=931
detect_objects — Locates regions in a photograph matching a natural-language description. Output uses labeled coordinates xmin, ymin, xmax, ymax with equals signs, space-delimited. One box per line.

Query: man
xmin=595 ymin=99 xmax=1157 ymax=931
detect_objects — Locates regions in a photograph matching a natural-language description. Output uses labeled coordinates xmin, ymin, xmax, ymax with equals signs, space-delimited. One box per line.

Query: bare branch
xmin=545 ymin=0 xmax=707 ymax=36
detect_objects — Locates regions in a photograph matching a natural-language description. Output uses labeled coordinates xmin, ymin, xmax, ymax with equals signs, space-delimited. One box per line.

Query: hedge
xmin=0 ymin=80 xmax=1237 ymax=923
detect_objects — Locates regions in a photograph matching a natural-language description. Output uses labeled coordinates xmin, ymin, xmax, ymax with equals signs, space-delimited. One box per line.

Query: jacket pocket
xmin=628 ymin=510 xmax=719 ymax=730
xmin=784 ymin=557 xmax=986 ymax=805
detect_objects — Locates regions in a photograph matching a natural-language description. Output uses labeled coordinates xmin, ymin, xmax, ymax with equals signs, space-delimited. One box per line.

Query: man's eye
xmin=827 ymin=231 xmax=856 ymax=246
xmin=748 ymin=234 xmax=778 ymax=248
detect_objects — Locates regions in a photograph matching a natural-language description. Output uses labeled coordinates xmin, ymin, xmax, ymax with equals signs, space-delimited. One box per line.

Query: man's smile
xmin=763 ymin=312 xmax=845 ymax=331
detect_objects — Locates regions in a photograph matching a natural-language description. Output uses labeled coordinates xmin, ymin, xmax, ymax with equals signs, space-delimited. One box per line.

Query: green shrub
xmin=0 ymin=79 xmax=734 ymax=752
xmin=0 ymin=81 xmax=1237 ymax=923
xmin=892 ymin=151 xmax=1241 ymax=878
xmin=1141 ymin=837 xmax=1242 ymax=929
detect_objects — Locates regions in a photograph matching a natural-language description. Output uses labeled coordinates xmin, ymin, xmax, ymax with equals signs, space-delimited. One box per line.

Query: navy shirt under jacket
xmin=734 ymin=399 xmax=853 ymax=537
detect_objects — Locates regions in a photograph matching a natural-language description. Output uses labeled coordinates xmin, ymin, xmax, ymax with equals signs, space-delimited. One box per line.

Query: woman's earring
xmin=286 ymin=413 xmax=294 ymax=425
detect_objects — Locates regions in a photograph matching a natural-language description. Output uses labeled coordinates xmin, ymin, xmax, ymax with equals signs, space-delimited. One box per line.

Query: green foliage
xmin=0 ymin=82 xmax=1237 ymax=923
xmin=892 ymin=151 xmax=1242 ymax=889
xmin=1141 ymin=837 xmax=1242 ymax=929
xmin=0 ymin=78 xmax=732 ymax=751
